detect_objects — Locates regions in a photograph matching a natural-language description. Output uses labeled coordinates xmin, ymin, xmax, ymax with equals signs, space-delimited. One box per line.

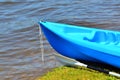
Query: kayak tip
xmin=39 ymin=20 xmax=46 ymax=23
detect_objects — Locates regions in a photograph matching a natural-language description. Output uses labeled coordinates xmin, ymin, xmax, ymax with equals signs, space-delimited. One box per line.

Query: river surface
xmin=0 ymin=0 xmax=120 ymax=80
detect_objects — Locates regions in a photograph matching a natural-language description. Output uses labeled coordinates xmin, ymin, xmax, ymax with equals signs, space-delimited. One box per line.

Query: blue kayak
xmin=39 ymin=21 xmax=120 ymax=68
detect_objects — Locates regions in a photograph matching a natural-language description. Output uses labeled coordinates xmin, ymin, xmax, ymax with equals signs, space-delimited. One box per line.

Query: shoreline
xmin=35 ymin=66 xmax=118 ymax=80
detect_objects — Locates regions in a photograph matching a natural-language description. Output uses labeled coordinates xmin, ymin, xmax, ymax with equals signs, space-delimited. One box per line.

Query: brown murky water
xmin=0 ymin=0 xmax=120 ymax=80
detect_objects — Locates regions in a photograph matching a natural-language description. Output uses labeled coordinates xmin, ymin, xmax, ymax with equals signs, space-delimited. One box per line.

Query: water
xmin=0 ymin=0 xmax=120 ymax=80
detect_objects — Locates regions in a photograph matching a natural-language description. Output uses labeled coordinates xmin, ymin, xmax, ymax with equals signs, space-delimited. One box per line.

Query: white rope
xmin=38 ymin=25 xmax=44 ymax=62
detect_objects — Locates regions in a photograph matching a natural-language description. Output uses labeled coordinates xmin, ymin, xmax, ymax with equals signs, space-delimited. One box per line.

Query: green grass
xmin=36 ymin=66 xmax=119 ymax=80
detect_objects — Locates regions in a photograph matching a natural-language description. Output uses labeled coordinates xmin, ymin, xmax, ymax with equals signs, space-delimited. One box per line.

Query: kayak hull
xmin=39 ymin=21 xmax=120 ymax=68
